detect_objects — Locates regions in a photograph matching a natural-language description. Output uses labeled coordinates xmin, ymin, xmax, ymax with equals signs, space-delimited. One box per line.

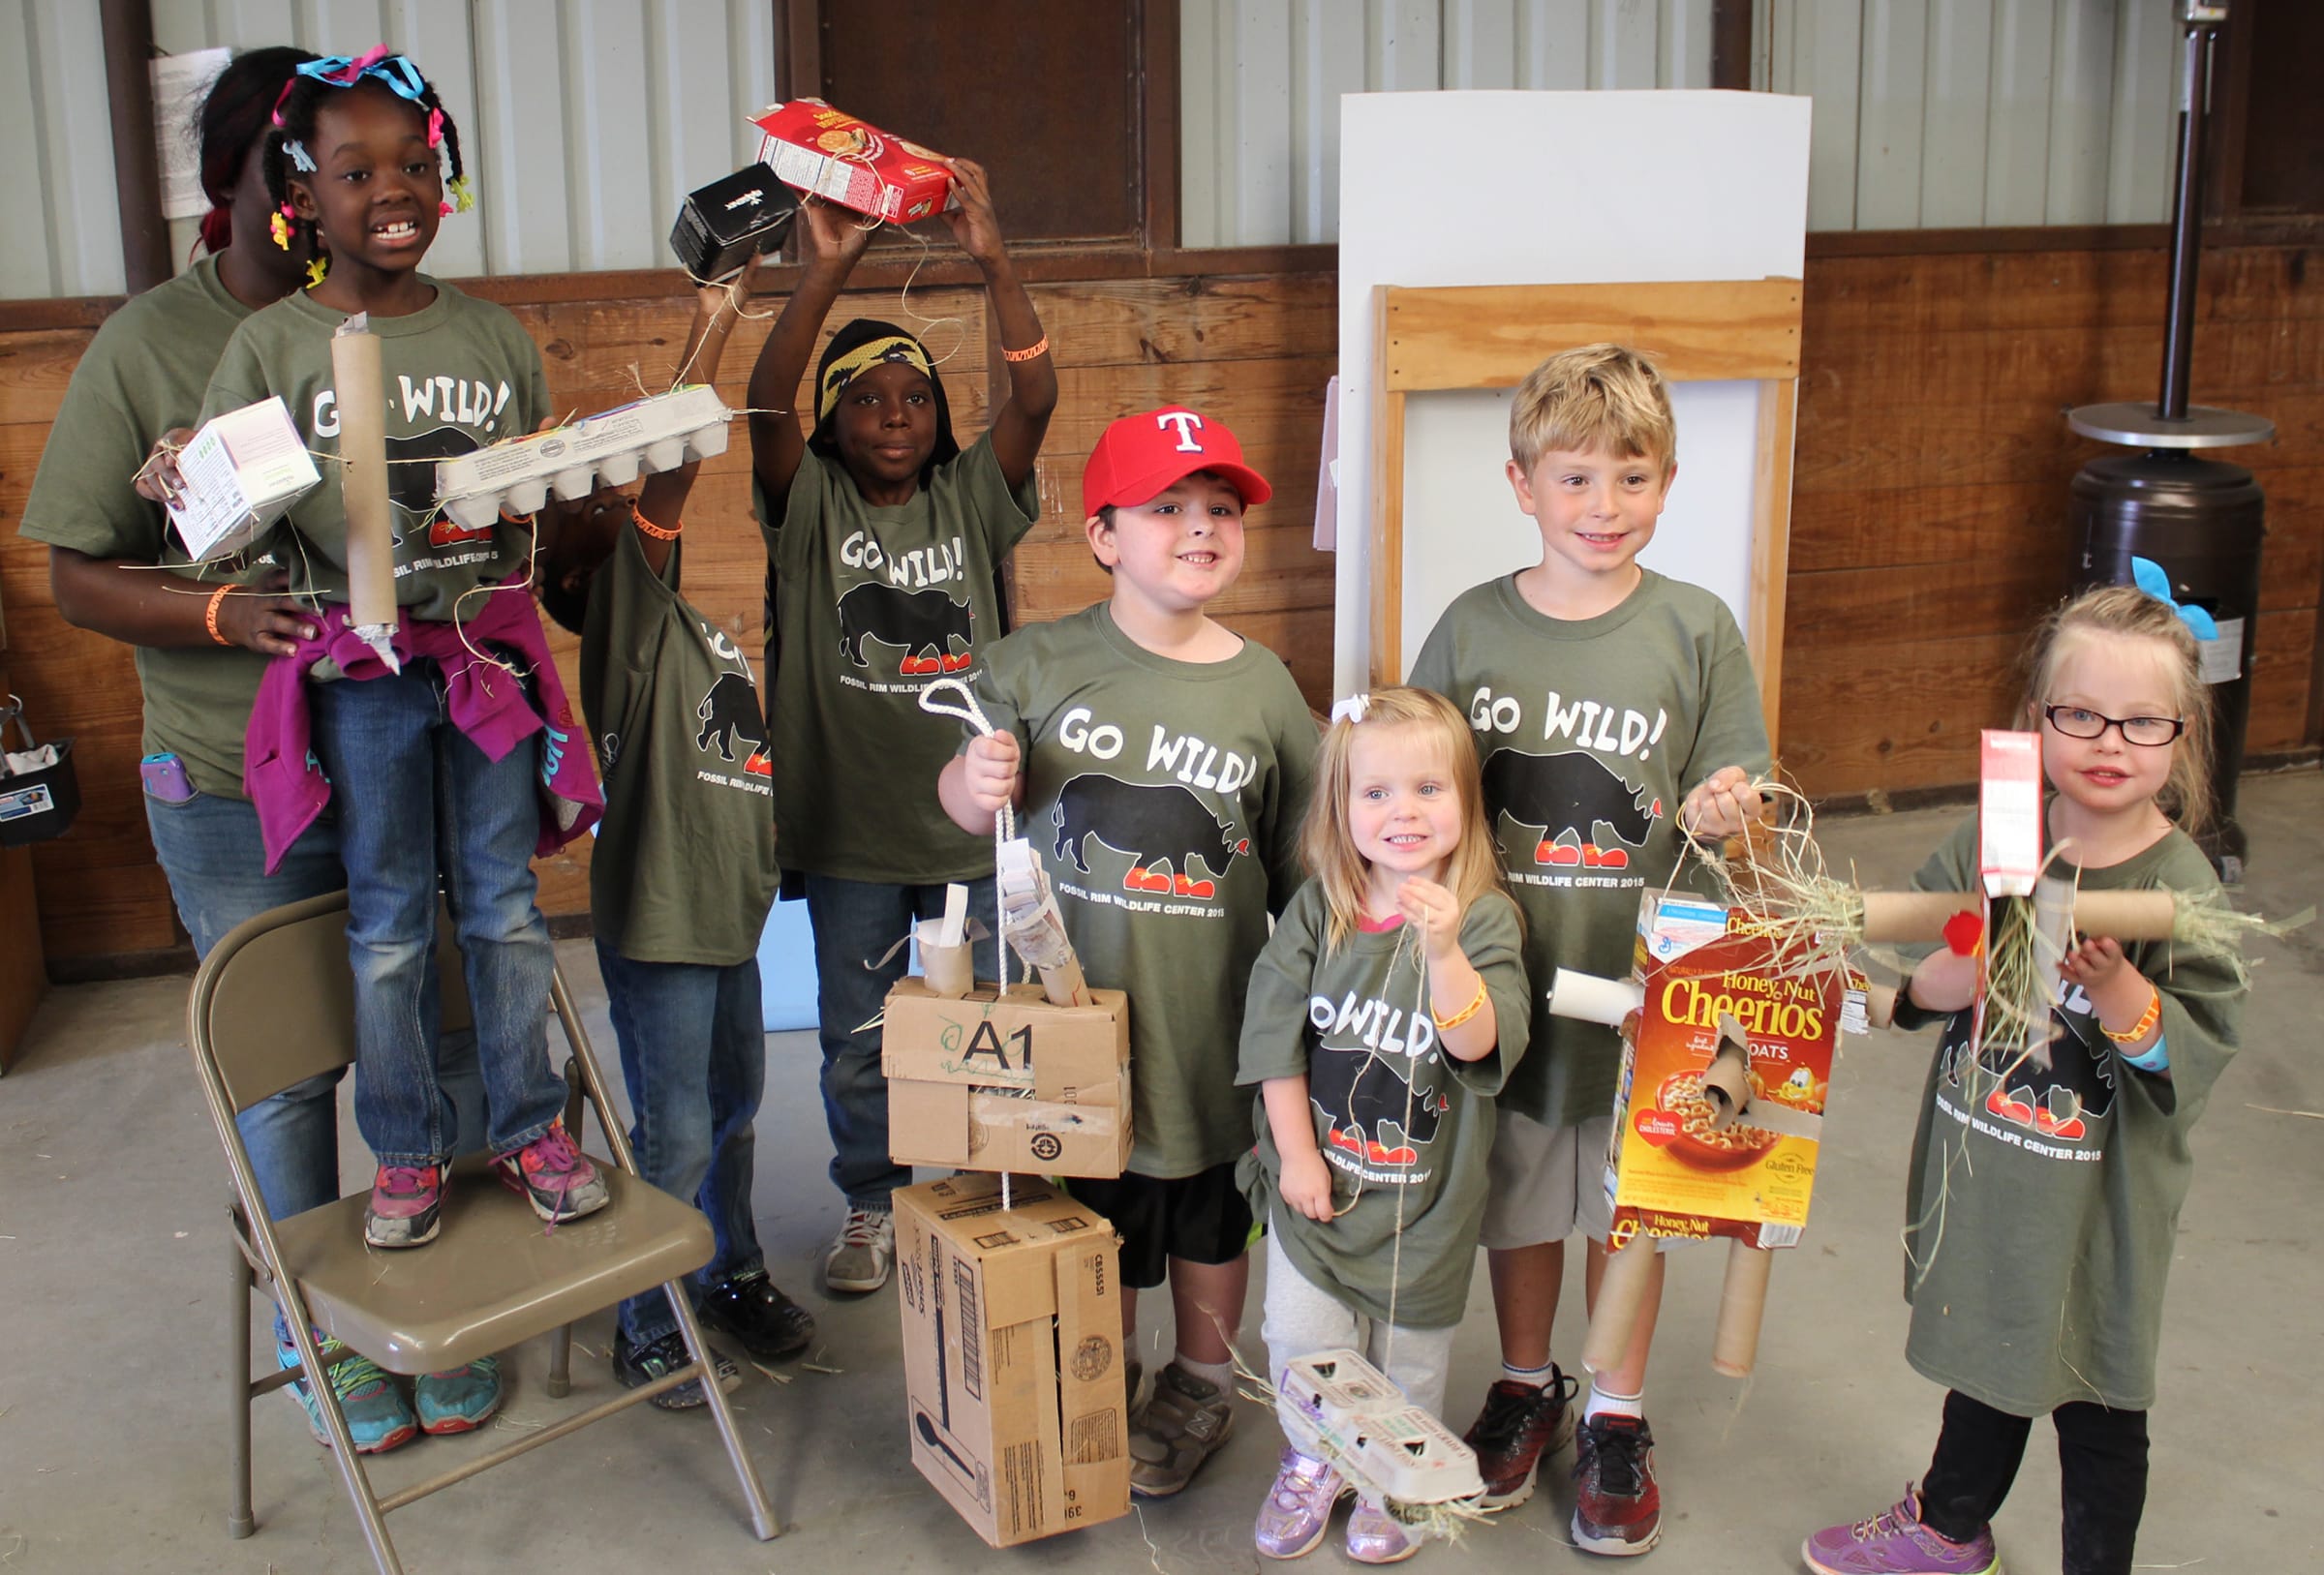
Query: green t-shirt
xmin=199 ymin=279 xmax=550 ymax=623
xmin=972 ymin=603 xmax=1320 ymax=1178
xmin=1237 ymin=884 xmax=1528 ymax=1328
xmin=1408 ymin=570 xmax=1770 ymax=1129
xmin=1895 ymin=818 xmax=2243 ymax=1414
xmin=17 ymin=257 xmax=270 ymax=796
xmin=760 ymin=436 xmax=1037 ymax=884
xmin=578 ymin=528 xmax=779 ymax=966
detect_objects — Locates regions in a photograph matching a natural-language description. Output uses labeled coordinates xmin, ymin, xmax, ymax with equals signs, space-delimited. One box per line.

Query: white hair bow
xmin=1329 ymin=692 xmax=1370 ymax=727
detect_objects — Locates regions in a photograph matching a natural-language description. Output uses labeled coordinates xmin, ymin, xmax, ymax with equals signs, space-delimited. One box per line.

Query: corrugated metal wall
xmin=0 ymin=0 xmax=779 ymax=298
xmin=1179 ymin=0 xmax=1719 ymax=247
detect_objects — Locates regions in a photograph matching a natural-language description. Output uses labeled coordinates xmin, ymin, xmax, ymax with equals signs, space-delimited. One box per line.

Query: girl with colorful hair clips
xmin=196 ymin=47 xmax=606 ymax=1255
xmin=1802 ymin=585 xmax=2247 ymax=1575
xmin=744 ymin=161 xmax=1056 ymax=1296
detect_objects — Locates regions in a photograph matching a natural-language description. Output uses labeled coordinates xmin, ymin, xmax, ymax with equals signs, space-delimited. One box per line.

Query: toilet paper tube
xmin=1581 ymin=1241 xmax=1658 ymax=1376
xmin=1548 ymin=969 xmax=1645 ymax=1028
xmin=1711 ymin=1241 xmax=1775 ymax=1378
xmin=330 ymin=318 xmax=398 ymax=671
xmin=913 ymin=920 xmax=973 ymax=998
xmin=1859 ymin=890 xmax=2175 ymax=943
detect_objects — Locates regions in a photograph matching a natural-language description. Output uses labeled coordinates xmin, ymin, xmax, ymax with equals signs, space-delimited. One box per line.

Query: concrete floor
xmin=1 ymin=772 xmax=2318 ymax=1575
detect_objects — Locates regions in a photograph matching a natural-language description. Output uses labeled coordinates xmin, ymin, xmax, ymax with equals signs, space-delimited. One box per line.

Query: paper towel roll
xmin=330 ymin=320 xmax=395 ymax=634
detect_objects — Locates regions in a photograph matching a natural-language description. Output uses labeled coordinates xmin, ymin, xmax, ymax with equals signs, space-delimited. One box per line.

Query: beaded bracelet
xmin=1001 ymin=335 xmax=1050 ymax=363
xmin=2100 ymin=984 xmax=2162 ymax=1045
xmin=1433 ymin=978 xmax=1489 ymax=1032
xmin=203 ymin=584 xmax=233 ymax=646
xmin=632 ymin=503 xmax=682 ymax=541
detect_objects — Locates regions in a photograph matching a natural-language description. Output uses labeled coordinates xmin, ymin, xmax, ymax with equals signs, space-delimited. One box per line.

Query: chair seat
xmin=273 ymin=1154 xmax=713 ymax=1376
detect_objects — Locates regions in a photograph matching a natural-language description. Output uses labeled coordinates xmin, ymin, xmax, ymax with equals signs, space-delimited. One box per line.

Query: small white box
xmin=166 ymin=397 xmax=321 ymax=561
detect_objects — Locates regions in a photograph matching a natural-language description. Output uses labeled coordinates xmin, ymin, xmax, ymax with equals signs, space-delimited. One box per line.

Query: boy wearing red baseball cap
xmin=939 ymin=406 xmax=1318 ymax=1499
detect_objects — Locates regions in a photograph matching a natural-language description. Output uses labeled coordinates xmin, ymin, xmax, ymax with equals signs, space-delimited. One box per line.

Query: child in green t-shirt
xmin=1237 ymin=687 xmax=1528 ymax=1564
xmin=745 ymin=164 xmax=1055 ymax=1296
xmin=1406 ymin=345 xmax=1767 ymax=1554
xmin=940 ymin=408 xmax=1319 ymax=1499
xmin=534 ymin=258 xmax=812 ymax=1410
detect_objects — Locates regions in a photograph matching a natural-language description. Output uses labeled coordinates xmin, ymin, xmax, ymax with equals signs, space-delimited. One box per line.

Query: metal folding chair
xmin=189 ymin=891 xmax=777 ymax=1574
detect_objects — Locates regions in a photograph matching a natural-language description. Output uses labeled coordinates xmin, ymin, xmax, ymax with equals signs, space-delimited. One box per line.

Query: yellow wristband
xmin=1433 ymin=978 xmax=1489 ymax=1032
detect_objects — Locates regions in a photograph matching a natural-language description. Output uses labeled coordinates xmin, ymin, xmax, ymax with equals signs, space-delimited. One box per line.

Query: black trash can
xmin=2065 ymin=449 xmax=2265 ymax=874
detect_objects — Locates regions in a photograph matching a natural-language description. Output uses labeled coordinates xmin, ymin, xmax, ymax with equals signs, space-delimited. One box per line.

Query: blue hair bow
xmin=2130 ymin=556 xmax=2217 ymax=641
xmin=295 ymin=46 xmax=426 ymax=104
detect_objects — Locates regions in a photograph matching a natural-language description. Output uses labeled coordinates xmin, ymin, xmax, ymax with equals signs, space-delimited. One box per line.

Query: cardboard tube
xmin=915 ymin=924 xmax=972 ymax=999
xmin=1698 ymin=1037 xmax=1753 ymax=1132
xmin=1860 ymin=889 xmax=2176 ymax=943
xmin=1549 ymin=969 xmax=1645 ymax=1028
xmin=330 ymin=321 xmax=396 ymax=637
xmin=2063 ymin=891 xmax=2176 ymax=941
xmin=1036 ymin=957 xmax=1091 ymax=1010
xmin=1582 ymin=1243 xmax=1656 ymax=1376
xmin=1711 ymin=1241 xmax=1774 ymax=1378
xmin=1862 ymin=982 xmax=1900 ymax=1030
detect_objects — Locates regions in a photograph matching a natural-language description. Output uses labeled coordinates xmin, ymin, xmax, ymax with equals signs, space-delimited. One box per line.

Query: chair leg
xmin=668 ymin=1286 xmax=779 ymax=1540
xmin=547 ymin=1322 xmax=573 ymax=1400
xmin=228 ymin=1227 xmax=256 ymax=1539
xmin=277 ymin=1299 xmax=406 ymax=1575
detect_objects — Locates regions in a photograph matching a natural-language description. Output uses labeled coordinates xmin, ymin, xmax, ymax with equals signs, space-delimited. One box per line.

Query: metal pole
xmin=2157 ymin=3 xmax=2227 ymax=422
xmin=98 ymin=0 xmax=171 ymax=294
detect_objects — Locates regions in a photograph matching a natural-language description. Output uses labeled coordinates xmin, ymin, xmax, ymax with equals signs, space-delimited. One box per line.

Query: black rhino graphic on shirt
xmin=1309 ymin=1043 xmax=1447 ymax=1168
xmin=694 ymin=672 xmax=770 ymax=776
xmin=1481 ymin=747 xmax=1661 ymax=869
xmin=1938 ymin=991 xmax=2117 ymax=1146
xmin=382 ymin=425 xmax=494 ymax=549
xmin=1052 ymin=773 xmax=1248 ymax=898
xmin=836 ymin=582 xmax=972 ymax=676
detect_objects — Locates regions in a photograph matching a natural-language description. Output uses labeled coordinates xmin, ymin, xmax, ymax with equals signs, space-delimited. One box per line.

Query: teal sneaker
xmin=415 ymin=1356 xmax=504 ymax=1435
xmin=279 ymin=1335 xmax=418 ymax=1454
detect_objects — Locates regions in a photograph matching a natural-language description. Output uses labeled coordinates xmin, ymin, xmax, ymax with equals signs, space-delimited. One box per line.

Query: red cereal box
xmin=750 ymin=99 xmax=957 ymax=225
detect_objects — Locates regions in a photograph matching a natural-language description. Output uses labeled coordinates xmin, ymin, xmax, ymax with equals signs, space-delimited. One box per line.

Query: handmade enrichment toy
xmin=1275 ymin=1350 xmax=1485 ymax=1531
xmin=162 ymin=396 xmax=321 ymax=563
xmin=750 ymin=99 xmax=957 ymax=224
xmin=432 ymin=385 xmax=731 ymax=531
xmin=331 ymin=316 xmax=399 ymax=672
xmin=669 ymin=161 xmax=797 ymax=282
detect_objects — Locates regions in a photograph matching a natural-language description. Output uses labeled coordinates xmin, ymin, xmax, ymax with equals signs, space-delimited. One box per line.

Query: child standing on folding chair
xmin=196 ymin=48 xmax=605 ymax=1250
xmin=1238 ymin=688 xmax=1529 ymax=1564
xmin=534 ymin=257 xmax=815 ymax=1408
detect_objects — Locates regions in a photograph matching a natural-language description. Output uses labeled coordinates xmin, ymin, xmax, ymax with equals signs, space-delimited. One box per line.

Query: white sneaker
xmin=823 ymin=1207 xmax=895 ymax=1293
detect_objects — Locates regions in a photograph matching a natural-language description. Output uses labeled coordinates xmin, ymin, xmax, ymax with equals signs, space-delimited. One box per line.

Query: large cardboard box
xmin=883 ymin=980 xmax=1132 ymax=1178
xmin=1603 ymin=894 xmax=1845 ymax=1250
xmin=895 ymin=1174 xmax=1130 ymax=1547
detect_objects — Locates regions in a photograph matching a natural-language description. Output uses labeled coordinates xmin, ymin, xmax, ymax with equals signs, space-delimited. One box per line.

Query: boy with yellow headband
xmin=745 ymin=161 xmax=1056 ymax=1294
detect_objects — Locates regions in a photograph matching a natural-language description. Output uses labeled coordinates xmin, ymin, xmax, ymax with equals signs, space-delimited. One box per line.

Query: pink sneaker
xmin=1802 ymin=1487 xmax=2001 ymax=1574
xmin=493 ymin=1121 xmax=609 ymax=1225
xmin=364 ymin=1163 xmax=444 ymax=1248
xmin=1254 ymin=1446 xmax=1346 ymax=1560
xmin=1345 ymin=1497 xmax=1419 ymax=1564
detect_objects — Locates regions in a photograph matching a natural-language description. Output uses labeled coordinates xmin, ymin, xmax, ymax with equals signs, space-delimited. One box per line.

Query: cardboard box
xmin=669 ymin=161 xmax=797 ymax=281
xmin=749 ymin=99 xmax=957 ymax=224
xmin=166 ymin=396 xmax=321 ymax=561
xmin=895 ymin=1174 xmax=1130 ymax=1547
xmin=882 ymin=979 xmax=1132 ymax=1179
xmin=1603 ymin=894 xmax=1844 ymax=1251
xmin=1978 ymin=728 xmax=2044 ymax=898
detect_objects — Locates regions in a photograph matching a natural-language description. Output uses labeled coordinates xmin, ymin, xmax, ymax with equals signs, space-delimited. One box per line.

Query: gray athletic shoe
xmin=1129 ymin=1361 xmax=1237 ymax=1497
xmin=823 ymin=1206 xmax=895 ymax=1293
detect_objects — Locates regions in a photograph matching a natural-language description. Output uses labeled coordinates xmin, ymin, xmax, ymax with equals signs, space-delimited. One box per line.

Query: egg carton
xmin=1276 ymin=1349 xmax=1483 ymax=1507
xmin=434 ymin=384 xmax=732 ymax=530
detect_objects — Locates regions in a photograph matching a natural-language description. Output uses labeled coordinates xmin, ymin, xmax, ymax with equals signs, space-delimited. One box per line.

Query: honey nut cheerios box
xmin=1601 ymin=894 xmax=1850 ymax=1252
xmin=751 ymin=99 xmax=959 ymax=224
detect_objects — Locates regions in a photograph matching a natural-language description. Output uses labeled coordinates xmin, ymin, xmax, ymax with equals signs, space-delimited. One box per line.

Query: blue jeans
xmin=596 ymin=943 xmax=768 ymax=1346
xmin=144 ymin=779 xmax=486 ymax=1217
xmin=801 ymin=873 xmax=997 ymax=1210
xmin=308 ymin=665 xmax=564 ymax=1166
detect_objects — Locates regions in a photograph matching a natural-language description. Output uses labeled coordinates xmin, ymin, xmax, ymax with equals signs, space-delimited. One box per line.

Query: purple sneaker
xmin=1254 ymin=1446 xmax=1346 ymax=1560
xmin=364 ymin=1163 xmax=444 ymax=1248
xmin=493 ymin=1120 xmax=609 ymax=1225
xmin=1345 ymin=1497 xmax=1419 ymax=1565
xmin=1802 ymin=1487 xmax=2001 ymax=1574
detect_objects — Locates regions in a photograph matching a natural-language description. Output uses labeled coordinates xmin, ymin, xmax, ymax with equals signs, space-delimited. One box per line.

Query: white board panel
xmin=1333 ymin=89 xmax=1811 ymax=695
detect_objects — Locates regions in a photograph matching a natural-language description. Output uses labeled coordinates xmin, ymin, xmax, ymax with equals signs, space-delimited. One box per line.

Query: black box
xmin=671 ymin=162 xmax=798 ymax=282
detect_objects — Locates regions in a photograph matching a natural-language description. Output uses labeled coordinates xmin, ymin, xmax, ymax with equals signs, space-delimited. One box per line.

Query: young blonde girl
xmin=1804 ymin=586 xmax=2247 ymax=1575
xmin=1236 ymin=687 xmax=1530 ymax=1565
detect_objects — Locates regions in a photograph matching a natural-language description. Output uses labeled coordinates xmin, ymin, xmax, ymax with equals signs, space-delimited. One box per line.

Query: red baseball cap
xmin=1081 ymin=406 xmax=1272 ymax=519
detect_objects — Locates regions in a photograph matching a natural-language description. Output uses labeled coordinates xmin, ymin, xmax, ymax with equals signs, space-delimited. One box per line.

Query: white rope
xmin=918 ymin=676 xmax=1014 ymax=989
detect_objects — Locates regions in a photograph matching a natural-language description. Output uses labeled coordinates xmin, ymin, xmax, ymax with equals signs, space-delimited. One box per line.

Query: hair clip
xmin=1329 ymin=693 xmax=1370 ymax=727
xmin=426 ymin=106 xmax=444 ymax=148
xmin=295 ymin=46 xmax=427 ymax=105
xmin=269 ymin=208 xmax=292 ymax=250
xmin=284 ymin=137 xmax=317 ymax=172
xmin=447 ymin=175 xmax=474 ymax=214
xmin=306 ymin=256 xmax=330 ymax=288
xmin=2130 ymin=556 xmax=2218 ymax=641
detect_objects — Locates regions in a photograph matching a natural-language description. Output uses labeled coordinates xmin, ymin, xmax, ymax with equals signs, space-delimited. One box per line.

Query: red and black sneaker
xmin=1461 ymin=1371 xmax=1579 ymax=1507
xmin=1572 ymin=1412 xmax=1662 ymax=1556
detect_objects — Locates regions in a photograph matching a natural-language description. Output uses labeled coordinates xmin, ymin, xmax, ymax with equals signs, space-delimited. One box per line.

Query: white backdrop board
xmin=1333 ymin=91 xmax=1813 ymax=700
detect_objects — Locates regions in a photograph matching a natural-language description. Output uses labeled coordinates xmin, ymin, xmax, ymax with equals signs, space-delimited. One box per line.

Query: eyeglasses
xmin=2041 ymin=705 xmax=2186 ymax=746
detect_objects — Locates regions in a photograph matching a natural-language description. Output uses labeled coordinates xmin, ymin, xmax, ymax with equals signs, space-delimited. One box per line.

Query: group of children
xmin=24 ymin=44 xmax=2247 ymax=1575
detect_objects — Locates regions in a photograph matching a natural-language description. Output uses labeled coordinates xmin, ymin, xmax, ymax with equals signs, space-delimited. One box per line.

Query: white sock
xmin=1583 ymin=1380 xmax=1644 ymax=1421
xmin=1501 ymin=1358 xmax=1557 ymax=1391
xmin=1176 ymin=1353 xmax=1235 ymax=1393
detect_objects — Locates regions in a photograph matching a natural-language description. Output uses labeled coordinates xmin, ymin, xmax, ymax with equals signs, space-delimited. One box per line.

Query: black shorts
xmin=1063 ymin=1162 xmax=1256 ymax=1289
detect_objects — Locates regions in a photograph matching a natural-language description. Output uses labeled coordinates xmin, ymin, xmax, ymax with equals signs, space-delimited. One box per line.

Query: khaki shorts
xmin=1479 ymin=1108 xmax=1676 ymax=1253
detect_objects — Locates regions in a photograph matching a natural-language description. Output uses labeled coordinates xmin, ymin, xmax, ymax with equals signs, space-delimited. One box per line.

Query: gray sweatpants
xmin=1261 ymin=1229 xmax=1457 ymax=1439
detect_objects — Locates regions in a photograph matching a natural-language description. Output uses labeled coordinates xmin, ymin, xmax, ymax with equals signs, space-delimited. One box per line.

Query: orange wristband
xmin=204 ymin=584 xmax=233 ymax=646
xmin=1001 ymin=335 xmax=1049 ymax=363
xmin=2101 ymin=984 xmax=2162 ymax=1045
xmin=632 ymin=504 xmax=682 ymax=541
